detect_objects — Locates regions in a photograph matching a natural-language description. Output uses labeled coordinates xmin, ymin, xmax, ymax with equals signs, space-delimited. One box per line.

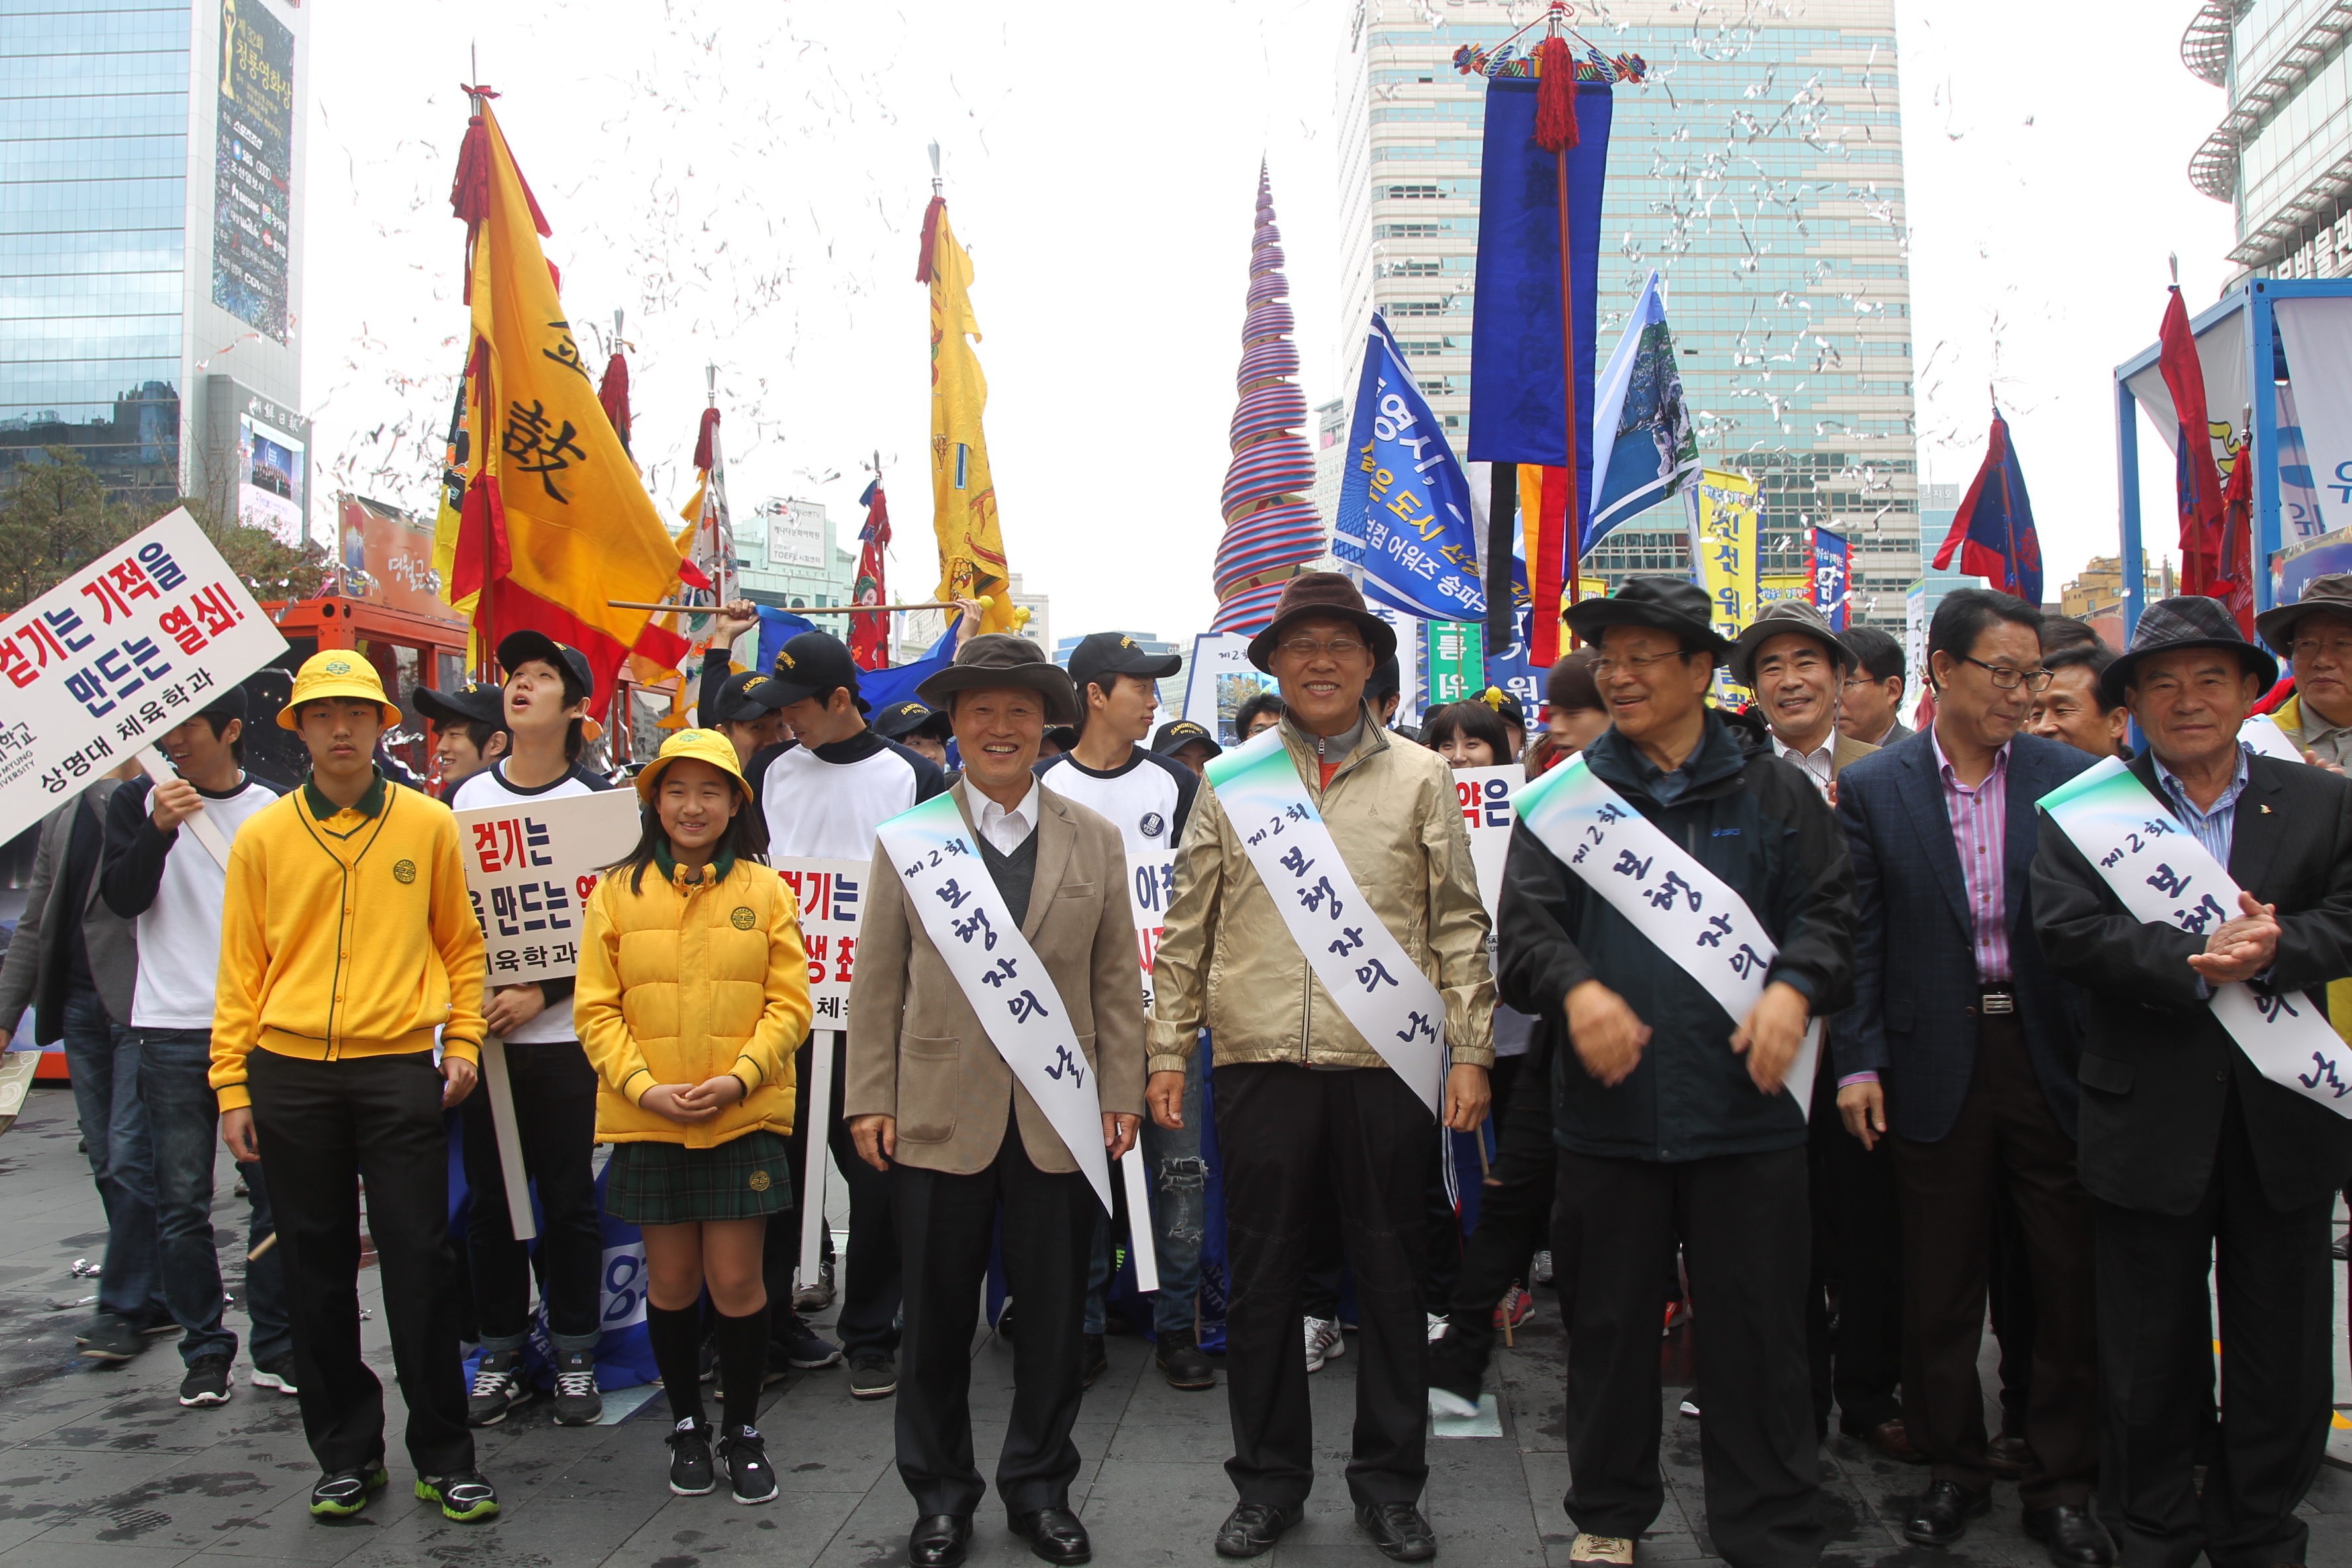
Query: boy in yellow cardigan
xmin=211 ymin=652 xmax=499 ymax=1524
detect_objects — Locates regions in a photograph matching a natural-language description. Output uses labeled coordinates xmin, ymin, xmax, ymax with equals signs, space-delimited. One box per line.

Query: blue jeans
xmin=1085 ymin=1051 xmax=1208 ymax=1339
xmin=130 ymin=1028 xmax=240 ymax=1364
xmin=62 ymin=989 xmax=160 ymax=1323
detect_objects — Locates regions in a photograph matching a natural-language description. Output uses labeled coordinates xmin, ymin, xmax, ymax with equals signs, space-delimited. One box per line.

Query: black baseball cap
xmin=198 ymin=683 xmax=250 ymax=726
xmin=1152 ymin=719 xmax=1222 ymax=759
xmin=1067 ymin=632 xmax=1182 ymax=701
xmin=766 ymin=630 xmax=868 ymax=712
xmin=873 ymin=699 xmax=951 ymax=743
xmin=707 ymin=670 xmax=777 ymax=724
xmin=495 ymin=630 xmax=595 ymax=705
xmin=411 ymin=679 xmax=505 ymax=730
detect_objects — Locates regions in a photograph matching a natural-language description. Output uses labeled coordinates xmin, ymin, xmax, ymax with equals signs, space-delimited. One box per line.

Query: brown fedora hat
xmin=916 ymin=633 xmax=1082 ymax=726
xmin=2254 ymin=571 xmax=2352 ymax=655
xmin=1244 ymin=571 xmax=1398 ymax=671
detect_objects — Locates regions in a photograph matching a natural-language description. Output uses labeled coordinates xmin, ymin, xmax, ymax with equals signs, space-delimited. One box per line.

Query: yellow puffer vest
xmin=574 ymin=855 xmax=811 ymax=1147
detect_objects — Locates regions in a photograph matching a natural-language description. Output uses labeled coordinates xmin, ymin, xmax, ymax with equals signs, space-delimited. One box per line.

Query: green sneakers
xmin=309 ymin=1465 xmax=389 ymax=1518
xmin=416 ymin=1471 xmax=501 ymax=1522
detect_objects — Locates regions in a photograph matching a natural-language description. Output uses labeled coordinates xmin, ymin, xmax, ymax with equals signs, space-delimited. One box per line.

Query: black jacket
xmin=1498 ymin=714 xmax=1857 ymax=1163
xmin=2032 ymin=750 xmax=2352 ymax=1216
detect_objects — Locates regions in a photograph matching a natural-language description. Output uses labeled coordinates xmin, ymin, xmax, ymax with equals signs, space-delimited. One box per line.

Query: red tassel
xmin=598 ymin=352 xmax=631 ymax=452
xmin=450 ymin=115 xmax=492 ymax=229
xmin=914 ymin=195 xmax=947 ymax=283
xmin=1533 ymin=36 xmax=1579 ymax=152
xmin=693 ymin=407 xmax=720 ymax=473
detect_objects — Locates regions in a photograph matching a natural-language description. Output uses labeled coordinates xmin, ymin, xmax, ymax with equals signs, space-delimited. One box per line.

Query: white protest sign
xmin=1180 ymin=631 xmax=1273 ymax=744
xmin=1451 ymin=764 xmax=1518 ymax=924
xmin=773 ymin=858 xmax=867 ymax=1030
xmin=454 ymin=788 xmax=643 ymax=985
xmin=0 ymin=509 xmax=285 ymax=847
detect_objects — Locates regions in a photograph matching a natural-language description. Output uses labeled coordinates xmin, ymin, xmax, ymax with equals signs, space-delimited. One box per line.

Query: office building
xmin=736 ymin=497 xmax=858 ymax=610
xmin=3 ymin=0 xmax=313 ymax=540
xmin=1330 ymin=0 xmax=1920 ymax=630
xmin=2183 ymin=0 xmax=2352 ymax=282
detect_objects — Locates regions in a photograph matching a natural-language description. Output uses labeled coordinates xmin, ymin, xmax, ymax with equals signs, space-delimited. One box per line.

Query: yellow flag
xmin=918 ymin=198 xmax=1014 ymax=634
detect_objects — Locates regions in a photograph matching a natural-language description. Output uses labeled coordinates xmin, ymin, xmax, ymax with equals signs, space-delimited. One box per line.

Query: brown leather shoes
xmin=1987 ymin=1432 xmax=2037 ymax=1480
xmin=1842 ymin=1416 xmax=1924 ymax=1463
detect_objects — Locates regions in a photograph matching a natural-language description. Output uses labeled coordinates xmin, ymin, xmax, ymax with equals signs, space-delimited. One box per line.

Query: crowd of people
xmin=2 ymin=564 xmax=2349 ymax=1568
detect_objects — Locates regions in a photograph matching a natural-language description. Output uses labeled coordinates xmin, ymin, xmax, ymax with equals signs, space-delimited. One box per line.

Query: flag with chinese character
xmin=850 ymin=477 xmax=891 ymax=670
xmin=1334 ymin=314 xmax=1484 ymax=622
xmin=917 ymin=198 xmax=1014 ymax=634
xmin=1933 ymin=409 xmax=2042 ymax=605
xmin=447 ymin=98 xmax=689 ymax=694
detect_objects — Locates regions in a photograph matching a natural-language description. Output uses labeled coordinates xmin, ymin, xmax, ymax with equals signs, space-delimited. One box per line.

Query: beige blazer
xmin=844 ymin=778 xmax=1147 ymax=1176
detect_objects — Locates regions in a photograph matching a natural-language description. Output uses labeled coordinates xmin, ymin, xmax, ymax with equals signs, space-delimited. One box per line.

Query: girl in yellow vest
xmin=575 ymin=729 xmax=811 ymax=1505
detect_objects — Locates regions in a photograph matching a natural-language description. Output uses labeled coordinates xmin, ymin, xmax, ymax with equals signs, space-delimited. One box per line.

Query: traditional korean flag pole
xmin=773 ymin=856 xmax=870 ymax=1289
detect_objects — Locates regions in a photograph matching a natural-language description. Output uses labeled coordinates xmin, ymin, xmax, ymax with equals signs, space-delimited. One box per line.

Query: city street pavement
xmin=1 ymin=1083 xmax=2349 ymax=1567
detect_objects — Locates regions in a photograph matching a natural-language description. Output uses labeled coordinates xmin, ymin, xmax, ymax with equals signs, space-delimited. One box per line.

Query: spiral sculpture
xmin=1210 ymin=164 xmax=1326 ymax=634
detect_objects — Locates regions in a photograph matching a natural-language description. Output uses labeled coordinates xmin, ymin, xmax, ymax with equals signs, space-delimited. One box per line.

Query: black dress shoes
xmin=908 ymin=1514 xmax=972 ymax=1568
xmin=1214 ymin=1502 xmax=1302 ymax=1559
xmin=1356 ymin=1501 xmax=1438 ymax=1563
xmin=1904 ymin=1479 xmax=1992 ymax=1547
xmin=1009 ymin=1506 xmax=1092 ymax=1565
xmin=2024 ymin=1502 xmax=2116 ymax=1567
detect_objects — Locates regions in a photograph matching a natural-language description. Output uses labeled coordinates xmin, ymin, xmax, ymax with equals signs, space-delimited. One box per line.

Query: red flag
xmin=2217 ymin=436 xmax=2255 ymax=636
xmin=2157 ymin=286 xmax=2229 ymax=597
xmin=850 ymin=479 xmax=891 ymax=670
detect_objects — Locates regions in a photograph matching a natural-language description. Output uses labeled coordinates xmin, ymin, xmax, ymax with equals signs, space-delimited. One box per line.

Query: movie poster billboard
xmin=213 ymin=0 xmax=295 ymax=341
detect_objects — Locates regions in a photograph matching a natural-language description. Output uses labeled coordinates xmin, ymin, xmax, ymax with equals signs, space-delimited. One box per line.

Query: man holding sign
xmin=1497 ymin=576 xmax=1853 ymax=1568
xmin=846 ymin=634 xmax=1144 ymax=1568
xmin=1148 ymin=572 xmax=1494 ymax=1565
xmin=2032 ymin=597 xmax=2352 ymax=1568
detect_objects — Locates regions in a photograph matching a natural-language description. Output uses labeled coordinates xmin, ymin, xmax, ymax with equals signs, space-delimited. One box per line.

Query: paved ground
xmin=3 ymin=1084 xmax=2351 ymax=1567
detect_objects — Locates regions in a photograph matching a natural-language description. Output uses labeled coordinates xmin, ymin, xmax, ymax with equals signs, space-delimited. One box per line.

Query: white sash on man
xmin=875 ymin=792 xmax=1114 ymax=1208
xmin=1202 ymin=726 xmax=1447 ymax=1117
xmin=2040 ymin=755 xmax=2352 ymax=1118
xmin=1513 ymin=752 xmax=1821 ymax=1117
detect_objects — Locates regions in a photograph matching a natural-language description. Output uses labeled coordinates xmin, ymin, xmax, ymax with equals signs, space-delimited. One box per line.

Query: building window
xmin=1383 ymin=183 xmax=1441 ymax=200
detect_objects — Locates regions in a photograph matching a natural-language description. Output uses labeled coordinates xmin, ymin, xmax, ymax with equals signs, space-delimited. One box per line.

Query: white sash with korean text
xmin=2040 ymin=755 xmax=2352 ymax=1118
xmin=875 ymin=793 xmax=1113 ymax=1208
xmin=1514 ymin=754 xmax=1821 ymax=1117
xmin=1202 ymin=726 xmax=1447 ymax=1117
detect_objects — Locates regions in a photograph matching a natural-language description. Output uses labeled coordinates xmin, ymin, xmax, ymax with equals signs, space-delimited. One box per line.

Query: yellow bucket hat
xmin=634 ymin=727 xmax=754 ymax=805
xmin=277 ymin=650 xmax=401 ymax=731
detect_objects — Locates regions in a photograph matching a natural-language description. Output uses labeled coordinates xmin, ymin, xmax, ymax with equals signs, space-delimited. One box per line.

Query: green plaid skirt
xmin=605 ymin=1130 xmax=794 ymax=1225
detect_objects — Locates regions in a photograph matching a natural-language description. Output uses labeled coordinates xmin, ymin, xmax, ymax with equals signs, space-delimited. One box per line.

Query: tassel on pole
xmin=1533 ymin=35 xmax=1579 ymax=152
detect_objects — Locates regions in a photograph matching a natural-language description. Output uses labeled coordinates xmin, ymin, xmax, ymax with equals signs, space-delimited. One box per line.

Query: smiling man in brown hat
xmin=1728 ymin=598 xmax=1877 ymax=799
xmin=2255 ymin=571 xmax=2352 ymax=768
xmin=1148 ymin=571 xmax=1494 ymax=1563
xmin=846 ymin=632 xmax=1145 ymax=1568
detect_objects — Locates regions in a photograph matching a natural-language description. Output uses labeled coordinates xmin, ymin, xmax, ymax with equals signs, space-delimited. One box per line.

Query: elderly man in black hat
xmin=1727 ymin=598 xmax=1878 ymax=800
xmin=2032 ymin=596 xmax=2352 ymax=1568
xmin=1497 ymin=575 xmax=1855 ymax=1568
xmin=1149 ymin=571 xmax=1493 ymax=1563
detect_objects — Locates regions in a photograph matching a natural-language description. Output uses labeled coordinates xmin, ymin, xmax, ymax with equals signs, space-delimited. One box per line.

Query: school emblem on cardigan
xmin=730 ymin=906 xmax=756 ymax=930
xmin=391 ymin=859 xmax=417 ymax=884
xmin=748 ymin=1169 xmax=771 ymax=1192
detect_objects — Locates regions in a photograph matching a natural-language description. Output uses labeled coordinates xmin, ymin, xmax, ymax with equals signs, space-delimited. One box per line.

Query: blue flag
xmin=1810 ymin=528 xmax=1851 ymax=632
xmin=1334 ymin=315 xmax=1485 ymax=622
xmin=1586 ymin=270 xmax=1699 ymax=548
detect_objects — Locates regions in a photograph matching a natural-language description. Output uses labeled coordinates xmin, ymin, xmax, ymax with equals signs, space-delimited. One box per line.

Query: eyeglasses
xmin=1960 ymin=654 xmax=2053 ymax=692
xmin=2291 ymin=634 xmax=2352 ymax=662
xmin=1275 ymin=637 xmax=1367 ymax=660
xmin=1591 ymin=650 xmax=1689 ymax=679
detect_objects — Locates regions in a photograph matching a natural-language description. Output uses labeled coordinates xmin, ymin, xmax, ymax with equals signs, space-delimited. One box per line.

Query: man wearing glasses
xmin=1832 ymin=589 xmax=2110 ymax=1565
xmin=2258 ymin=572 xmax=2352 ymax=769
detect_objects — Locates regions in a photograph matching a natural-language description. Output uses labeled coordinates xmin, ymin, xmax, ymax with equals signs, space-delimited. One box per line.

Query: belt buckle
xmin=1981 ymin=991 xmax=2015 ymax=1016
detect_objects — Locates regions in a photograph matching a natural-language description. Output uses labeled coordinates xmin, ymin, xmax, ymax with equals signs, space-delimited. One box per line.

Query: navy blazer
xmin=1836 ymin=730 xmax=2096 ymax=1143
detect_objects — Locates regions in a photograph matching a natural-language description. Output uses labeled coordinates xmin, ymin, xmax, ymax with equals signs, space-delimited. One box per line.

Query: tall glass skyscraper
xmin=1332 ymin=0 xmax=1919 ymax=629
xmin=3 ymin=0 xmax=309 ymax=538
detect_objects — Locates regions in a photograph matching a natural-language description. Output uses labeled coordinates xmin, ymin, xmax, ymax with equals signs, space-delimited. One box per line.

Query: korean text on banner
xmin=1692 ymin=470 xmax=1760 ymax=701
xmin=455 ymin=789 xmax=644 ymax=985
xmin=773 ymin=858 xmax=865 ymax=1029
xmin=0 ymin=508 xmax=285 ymax=847
xmin=1451 ymin=764 xmax=1518 ymax=924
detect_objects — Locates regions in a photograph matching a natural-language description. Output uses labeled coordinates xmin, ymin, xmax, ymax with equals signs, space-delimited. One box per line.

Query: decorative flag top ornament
xmin=1933 ymin=401 xmax=2043 ymax=606
xmin=1210 ymin=164 xmax=1326 ymax=635
xmin=916 ymin=166 xmax=1016 ymax=637
xmin=598 ymin=309 xmax=632 ymax=457
xmin=446 ymin=90 xmax=689 ymax=695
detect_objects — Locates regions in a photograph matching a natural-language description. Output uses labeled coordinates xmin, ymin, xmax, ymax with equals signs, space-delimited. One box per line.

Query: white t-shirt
xmin=756 ymin=733 xmax=942 ymax=859
xmin=1035 ymin=746 xmax=1198 ymax=1004
xmin=119 ymin=778 xmax=281 ymax=1029
xmin=450 ymin=759 xmax=611 ymax=1043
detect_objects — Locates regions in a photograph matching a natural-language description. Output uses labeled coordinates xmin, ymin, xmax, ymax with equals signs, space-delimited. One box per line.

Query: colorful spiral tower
xmin=1210 ymin=165 xmax=1326 ymax=634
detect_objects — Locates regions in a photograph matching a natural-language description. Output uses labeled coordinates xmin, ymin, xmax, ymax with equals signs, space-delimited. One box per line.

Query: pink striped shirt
xmin=1930 ymin=726 xmax=2012 ymax=984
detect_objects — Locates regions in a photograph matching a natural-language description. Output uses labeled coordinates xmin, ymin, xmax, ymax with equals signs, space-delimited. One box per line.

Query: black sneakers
xmin=466 ymin=1348 xmax=532 ymax=1426
xmin=550 ymin=1348 xmax=603 ymax=1426
xmin=177 ymin=1355 xmax=233 ymax=1407
xmin=717 ymin=1424 xmax=777 ymax=1504
xmin=666 ymin=1418 xmax=715 ymax=1496
xmin=416 ymin=1470 xmax=501 ymax=1522
xmin=309 ymin=1464 xmax=387 ymax=1519
xmin=1155 ymin=1328 xmax=1216 ymax=1391
xmin=249 ymin=1351 xmax=299 ymax=1394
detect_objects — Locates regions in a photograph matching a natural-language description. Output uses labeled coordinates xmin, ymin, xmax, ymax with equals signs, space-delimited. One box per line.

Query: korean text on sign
xmin=773 ymin=858 xmax=866 ymax=1026
xmin=455 ymin=789 xmax=644 ymax=987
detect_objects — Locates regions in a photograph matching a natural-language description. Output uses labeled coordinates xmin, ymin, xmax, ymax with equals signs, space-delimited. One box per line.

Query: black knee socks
xmin=714 ymin=1304 xmax=769 ymax=1436
xmin=648 ymin=1302 xmax=706 ymax=1427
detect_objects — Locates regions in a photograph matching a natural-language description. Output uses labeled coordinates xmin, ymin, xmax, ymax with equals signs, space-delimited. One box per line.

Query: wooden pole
xmin=605 ymin=599 xmax=971 ymax=615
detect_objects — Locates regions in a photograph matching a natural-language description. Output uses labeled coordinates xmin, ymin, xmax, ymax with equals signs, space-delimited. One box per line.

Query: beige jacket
xmin=844 ymin=779 xmax=1146 ymax=1176
xmin=1147 ymin=709 xmax=1495 ymax=1075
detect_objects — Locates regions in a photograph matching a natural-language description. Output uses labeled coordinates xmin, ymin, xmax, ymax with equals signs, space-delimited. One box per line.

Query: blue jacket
xmin=1834 ymin=729 xmax=2094 ymax=1143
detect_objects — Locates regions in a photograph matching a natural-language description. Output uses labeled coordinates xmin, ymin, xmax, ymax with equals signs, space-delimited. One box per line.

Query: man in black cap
xmin=1498 ymin=575 xmax=1854 ymax=1568
xmin=1039 ymin=632 xmax=1212 ymax=1392
xmin=98 ymin=687 xmax=291 ymax=1405
xmin=2034 ymin=596 xmax=2352 ymax=1568
xmin=411 ymin=680 xmax=509 ymax=799
xmin=1153 ymin=720 xmax=1222 ymax=779
xmin=875 ymin=699 xmax=954 ymax=771
xmin=446 ymin=631 xmax=616 ymax=1427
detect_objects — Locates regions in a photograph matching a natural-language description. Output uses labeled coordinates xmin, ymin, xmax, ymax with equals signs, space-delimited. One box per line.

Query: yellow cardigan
xmin=211 ymin=774 xmax=487 ymax=1111
xmin=573 ymin=854 xmax=811 ymax=1146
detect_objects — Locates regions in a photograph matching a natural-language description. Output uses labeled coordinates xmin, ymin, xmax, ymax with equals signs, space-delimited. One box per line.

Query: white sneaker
xmin=1426 ymin=1311 xmax=1448 ymax=1343
xmin=1532 ymin=1249 xmax=1554 ymax=1286
xmin=1303 ymin=1315 xmax=1343 ymax=1373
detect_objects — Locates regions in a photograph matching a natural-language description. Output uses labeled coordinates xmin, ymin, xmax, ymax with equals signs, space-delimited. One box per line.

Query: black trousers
xmin=459 ymin=1038 xmax=604 ymax=1344
xmin=248 ymin=1049 xmax=473 ymax=1478
xmin=1444 ymin=1043 xmax=1557 ymax=1361
xmin=768 ymin=1030 xmax=902 ymax=1355
xmin=1805 ymin=1063 xmax=1904 ymax=1434
xmin=892 ymin=1129 xmax=1097 ymax=1518
xmin=1988 ymin=1180 xmax=2039 ymax=1441
xmin=1887 ymin=1014 xmax=2098 ymax=1507
xmin=1216 ymin=1062 xmax=1433 ymax=1510
xmin=1557 ymin=1145 xmax=1822 ymax=1568
xmin=2095 ymin=1088 xmax=2334 ymax=1568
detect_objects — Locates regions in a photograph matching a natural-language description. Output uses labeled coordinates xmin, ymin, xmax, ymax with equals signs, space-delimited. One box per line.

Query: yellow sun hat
xmin=634 ymin=727 xmax=754 ymax=804
xmin=277 ymin=650 xmax=402 ymax=731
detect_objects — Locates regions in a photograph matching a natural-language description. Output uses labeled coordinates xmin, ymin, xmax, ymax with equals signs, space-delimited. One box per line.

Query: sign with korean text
xmin=0 ymin=509 xmax=284 ymax=848
xmin=455 ymin=789 xmax=642 ymax=986
xmin=773 ymin=857 xmax=865 ymax=1029
xmin=1692 ymin=470 xmax=1760 ymax=705
xmin=1426 ymin=621 xmax=1485 ymax=707
xmin=1332 ymin=314 xmax=1486 ymax=622
xmin=1453 ymin=764 xmax=1518 ymax=924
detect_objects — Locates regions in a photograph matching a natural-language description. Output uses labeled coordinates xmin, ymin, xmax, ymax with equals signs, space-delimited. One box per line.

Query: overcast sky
xmin=301 ymin=0 xmax=2241 ymax=636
